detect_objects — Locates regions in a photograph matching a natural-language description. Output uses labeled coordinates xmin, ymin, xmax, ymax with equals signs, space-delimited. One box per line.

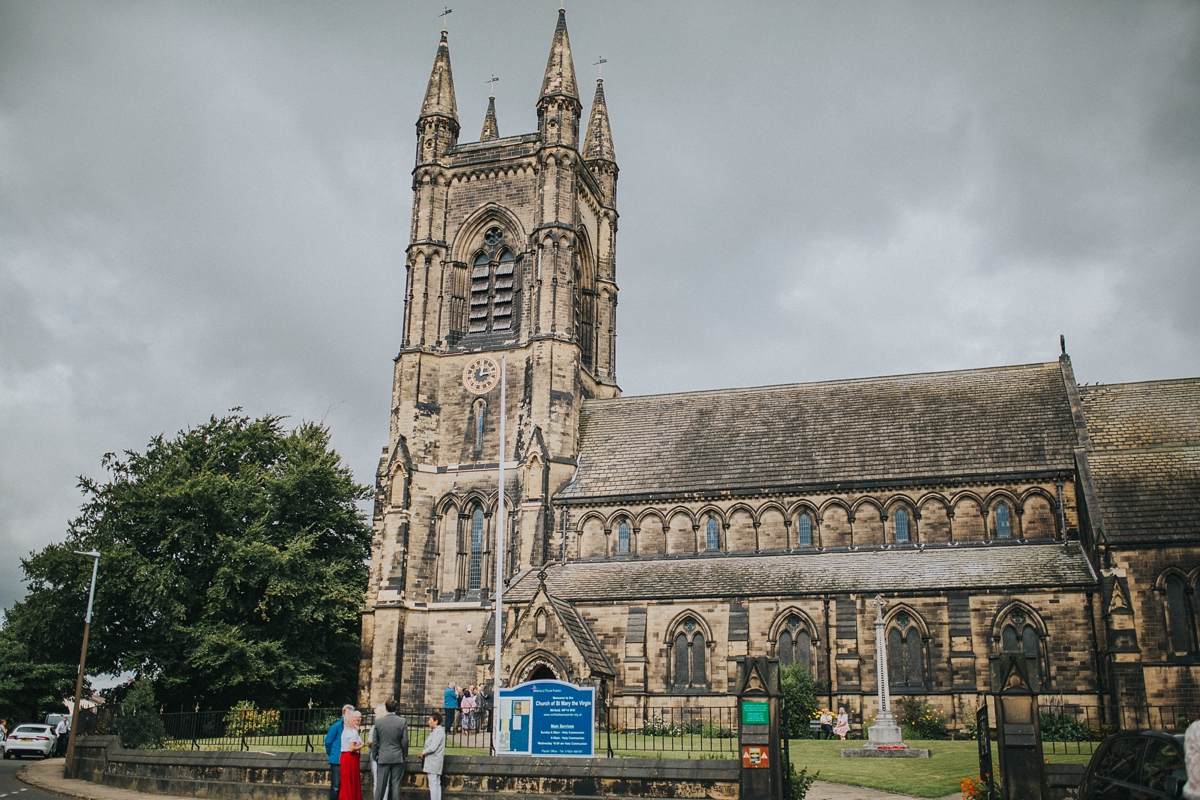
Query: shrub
xmin=700 ymin=720 xmax=735 ymax=739
xmin=786 ymin=761 xmax=817 ymax=800
xmin=224 ymin=701 xmax=280 ymax=738
xmin=1039 ymin=711 xmax=1088 ymax=742
xmin=779 ymin=664 xmax=819 ymax=738
xmin=897 ymin=698 xmax=948 ymax=740
xmin=115 ymin=679 xmax=166 ymax=749
xmin=642 ymin=714 xmax=682 ymax=737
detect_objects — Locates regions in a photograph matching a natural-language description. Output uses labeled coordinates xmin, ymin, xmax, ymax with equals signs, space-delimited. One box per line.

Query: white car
xmin=3 ymin=724 xmax=56 ymax=759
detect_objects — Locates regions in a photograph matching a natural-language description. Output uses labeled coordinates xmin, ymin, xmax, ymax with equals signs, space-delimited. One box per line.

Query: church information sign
xmin=496 ymin=680 xmax=595 ymax=756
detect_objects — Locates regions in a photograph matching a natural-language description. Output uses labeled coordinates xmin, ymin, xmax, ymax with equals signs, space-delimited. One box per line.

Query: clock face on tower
xmin=462 ymin=357 xmax=500 ymax=394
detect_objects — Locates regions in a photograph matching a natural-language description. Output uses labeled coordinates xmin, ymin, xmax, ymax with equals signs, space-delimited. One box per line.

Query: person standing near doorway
xmin=372 ymin=699 xmax=409 ymax=800
xmin=420 ymin=713 xmax=446 ymax=800
xmin=338 ymin=710 xmax=364 ymax=800
xmin=324 ymin=704 xmax=354 ymax=800
xmin=442 ymin=684 xmax=459 ymax=733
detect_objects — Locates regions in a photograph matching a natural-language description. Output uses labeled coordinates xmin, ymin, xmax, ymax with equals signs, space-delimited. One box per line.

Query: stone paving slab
xmin=20 ymin=755 xmax=961 ymax=800
xmin=17 ymin=759 xmax=193 ymax=800
xmin=808 ymin=779 xmax=961 ymax=800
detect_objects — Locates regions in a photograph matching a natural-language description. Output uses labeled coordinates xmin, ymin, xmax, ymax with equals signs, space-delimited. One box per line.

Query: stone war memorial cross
xmin=843 ymin=595 xmax=930 ymax=758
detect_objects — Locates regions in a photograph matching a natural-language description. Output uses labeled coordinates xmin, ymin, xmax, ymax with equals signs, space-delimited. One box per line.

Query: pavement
xmin=15 ymin=758 xmax=191 ymax=800
xmin=13 ymin=753 xmax=960 ymax=800
xmin=807 ymin=781 xmax=961 ymax=800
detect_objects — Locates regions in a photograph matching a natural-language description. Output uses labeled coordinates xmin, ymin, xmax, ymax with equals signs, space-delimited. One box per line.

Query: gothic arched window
xmin=886 ymin=612 xmax=925 ymax=689
xmin=473 ymin=398 xmax=487 ymax=454
xmin=466 ymin=228 xmax=517 ymax=335
xmin=777 ymin=614 xmax=813 ymax=672
xmin=1164 ymin=576 xmax=1194 ymax=657
xmin=468 ymin=507 xmax=485 ymax=591
xmin=706 ymin=518 xmax=720 ymax=551
xmin=995 ymin=502 xmax=1012 ymax=538
xmin=894 ymin=508 xmax=910 ymax=542
xmin=494 ymin=249 xmax=515 ymax=330
xmin=1001 ymin=608 xmax=1044 ymax=689
xmin=469 ymin=252 xmax=490 ymax=334
xmin=617 ymin=521 xmax=631 ymax=554
xmin=670 ymin=618 xmax=707 ymax=691
xmin=574 ymin=254 xmax=596 ymax=371
xmin=797 ymin=513 xmax=813 ymax=547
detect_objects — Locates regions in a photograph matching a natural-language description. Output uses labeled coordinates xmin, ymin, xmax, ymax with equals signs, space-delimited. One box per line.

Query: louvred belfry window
xmin=467 ymin=227 xmax=517 ymax=335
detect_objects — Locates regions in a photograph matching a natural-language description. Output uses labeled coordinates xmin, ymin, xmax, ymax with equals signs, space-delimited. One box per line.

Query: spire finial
xmin=486 ymin=74 xmax=499 ymax=99
xmin=480 ymin=81 xmax=500 ymax=142
xmin=420 ymin=22 xmax=458 ymax=125
xmin=593 ymin=56 xmax=607 ymax=80
xmin=539 ymin=6 xmax=579 ymax=102
xmin=438 ymin=7 xmax=451 ymax=33
xmin=582 ymin=74 xmax=615 ymax=162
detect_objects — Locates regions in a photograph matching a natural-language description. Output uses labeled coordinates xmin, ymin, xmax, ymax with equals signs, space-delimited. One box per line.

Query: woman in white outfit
xmin=366 ymin=704 xmax=389 ymax=800
xmin=1184 ymin=718 xmax=1200 ymax=800
xmin=420 ymin=712 xmax=446 ymax=800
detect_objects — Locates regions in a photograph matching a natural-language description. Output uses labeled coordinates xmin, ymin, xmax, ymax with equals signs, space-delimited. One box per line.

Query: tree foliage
xmin=780 ymin=664 xmax=819 ymax=738
xmin=115 ymin=679 xmax=166 ymax=749
xmin=3 ymin=412 xmax=372 ymax=710
xmin=0 ymin=627 xmax=78 ymax=723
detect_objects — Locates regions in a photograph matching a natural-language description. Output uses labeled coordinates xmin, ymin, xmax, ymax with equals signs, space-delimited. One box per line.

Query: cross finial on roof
xmin=593 ymin=56 xmax=607 ymax=79
xmin=870 ymin=594 xmax=888 ymax=624
xmin=485 ymin=74 xmax=499 ymax=97
xmin=438 ymin=7 xmax=452 ymax=32
xmin=537 ymin=567 xmax=548 ymax=587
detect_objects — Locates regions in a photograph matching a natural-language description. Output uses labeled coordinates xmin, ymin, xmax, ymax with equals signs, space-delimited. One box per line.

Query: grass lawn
xmin=789 ymin=739 xmax=1094 ymax=799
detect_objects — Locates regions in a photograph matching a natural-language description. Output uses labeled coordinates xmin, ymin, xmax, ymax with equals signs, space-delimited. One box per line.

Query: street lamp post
xmin=64 ymin=549 xmax=100 ymax=778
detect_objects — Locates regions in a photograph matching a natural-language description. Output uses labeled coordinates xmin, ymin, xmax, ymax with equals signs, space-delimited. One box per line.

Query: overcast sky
xmin=2 ymin=1 xmax=1198 ymax=616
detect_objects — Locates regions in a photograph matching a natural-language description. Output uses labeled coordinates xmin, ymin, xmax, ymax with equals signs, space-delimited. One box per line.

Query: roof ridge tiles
xmin=583 ymin=361 xmax=1062 ymax=405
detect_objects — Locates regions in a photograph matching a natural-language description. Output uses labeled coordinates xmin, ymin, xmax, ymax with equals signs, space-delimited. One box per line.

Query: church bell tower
xmin=360 ymin=9 xmax=620 ymax=707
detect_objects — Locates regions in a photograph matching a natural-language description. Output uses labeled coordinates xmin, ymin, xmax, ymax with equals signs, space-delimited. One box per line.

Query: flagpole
xmin=492 ymin=355 xmax=506 ymax=754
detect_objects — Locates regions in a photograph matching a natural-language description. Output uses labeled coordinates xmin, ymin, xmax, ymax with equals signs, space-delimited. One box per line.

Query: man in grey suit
xmin=371 ymin=699 xmax=409 ymax=800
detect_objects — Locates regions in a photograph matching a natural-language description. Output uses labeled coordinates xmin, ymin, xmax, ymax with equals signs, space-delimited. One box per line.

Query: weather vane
xmin=594 ymin=57 xmax=607 ymax=78
xmin=486 ymin=74 xmax=499 ymax=96
xmin=439 ymin=7 xmax=452 ymax=31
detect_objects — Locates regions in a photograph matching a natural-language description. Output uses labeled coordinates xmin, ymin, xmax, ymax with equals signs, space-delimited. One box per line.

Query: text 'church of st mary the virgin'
xmin=359 ymin=10 xmax=1200 ymax=730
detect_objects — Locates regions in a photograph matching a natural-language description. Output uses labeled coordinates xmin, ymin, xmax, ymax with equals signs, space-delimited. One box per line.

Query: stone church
xmin=359 ymin=10 xmax=1200 ymax=730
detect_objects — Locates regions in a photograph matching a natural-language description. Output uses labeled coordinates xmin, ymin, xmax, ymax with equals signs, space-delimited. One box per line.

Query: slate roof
xmin=505 ymin=543 xmax=1096 ymax=603
xmin=1081 ymin=379 xmax=1200 ymax=544
xmin=547 ymin=595 xmax=614 ymax=677
xmin=558 ymin=362 xmax=1076 ymax=502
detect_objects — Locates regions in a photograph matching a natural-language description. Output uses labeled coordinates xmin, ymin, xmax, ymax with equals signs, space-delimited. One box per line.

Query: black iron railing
xmin=1037 ymin=702 xmax=1200 ymax=754
xmin=85 ymin=704 xmax=741 ymax=757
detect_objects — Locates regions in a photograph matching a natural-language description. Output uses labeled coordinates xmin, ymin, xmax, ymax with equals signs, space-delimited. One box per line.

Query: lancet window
xmin=617 ymin=521 xmax=631 ymax=554
xmin=887 ymin=612 xmax=926 ymax=689
xmin=468 ymin=506 xmax=485 ymax=591
xmin=468 ymin=228 xmax=517 ymax=334
xmin=995 ymin=502 xmax=1012 ymax=538
xmin=776 ymin=614 xmax=813 ymax=673
xmin=1163 ymin=576 xmax=1195 ymax=658
xmin=999 ymin=607 xmax=1045 ymax=688
xmin=706 ymin=517 xmax=720 ymax=551
xmin=894 ymin=508 xmax=910 ymax=542
xmin=797 ymin=513 xmax=813 ymax=547
xmin=669 ymin=617 xmax=708 ymax=691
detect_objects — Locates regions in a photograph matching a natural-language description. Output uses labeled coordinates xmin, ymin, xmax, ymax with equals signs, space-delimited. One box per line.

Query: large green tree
xmin=2 ymin=412 xmax=372 ymax=711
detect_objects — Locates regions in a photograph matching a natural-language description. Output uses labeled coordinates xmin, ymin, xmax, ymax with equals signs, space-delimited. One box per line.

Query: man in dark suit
xmin=371 ymin=698 xmax=409 ymax=800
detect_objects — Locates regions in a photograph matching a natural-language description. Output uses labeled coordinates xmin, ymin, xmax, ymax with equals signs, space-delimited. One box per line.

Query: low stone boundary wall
xmin=74 ymin=737 xmax=740 ymax=800
xmin=1045 ymin=762 xmax=1085 ymax=800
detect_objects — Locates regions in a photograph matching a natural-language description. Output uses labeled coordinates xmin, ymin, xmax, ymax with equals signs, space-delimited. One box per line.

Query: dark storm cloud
xmin=2 ymin=1 xmax=1198 ymax=616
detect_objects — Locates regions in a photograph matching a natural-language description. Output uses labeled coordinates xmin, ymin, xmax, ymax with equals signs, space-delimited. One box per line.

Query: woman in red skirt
xmin=339 ymin=710 xmax=364 ymax=800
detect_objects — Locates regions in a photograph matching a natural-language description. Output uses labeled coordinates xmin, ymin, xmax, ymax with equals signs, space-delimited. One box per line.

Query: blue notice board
xmin=496 ymin=680 xmax=595 ymax=757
